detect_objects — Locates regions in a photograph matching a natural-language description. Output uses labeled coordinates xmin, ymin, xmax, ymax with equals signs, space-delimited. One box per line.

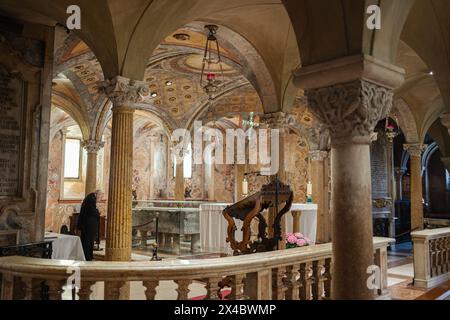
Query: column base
xmin=105 ymin=247 xmax=132 ymax=261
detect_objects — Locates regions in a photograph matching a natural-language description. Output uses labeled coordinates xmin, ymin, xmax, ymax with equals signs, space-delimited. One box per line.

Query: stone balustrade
xmin=0 ymin=237 xmax=393 ymax=300
xmin=412 ymin=228 xmax=450 ymax=289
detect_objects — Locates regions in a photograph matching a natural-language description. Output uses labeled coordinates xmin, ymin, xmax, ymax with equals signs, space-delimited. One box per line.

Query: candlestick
xmin=307 ymin=181 xmax=313 ymax=203
xmin=242 ymin=177 xmax=248 ymax=197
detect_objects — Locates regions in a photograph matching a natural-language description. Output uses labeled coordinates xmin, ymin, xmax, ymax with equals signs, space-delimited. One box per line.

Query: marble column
xmin=82 ymin=140 xmax=105 ymax=195
xmin=394 ymin=167 xmax=406 ymax=201
xmin=310 ymin=150 xmax=330 ymax=243
xmin=100 ymin=76 xmax=149 ymax=262
xmin=296 ymin=55 xmax=404 ymax=300
xmin=404 ymin=144 xmax=427 ymax=231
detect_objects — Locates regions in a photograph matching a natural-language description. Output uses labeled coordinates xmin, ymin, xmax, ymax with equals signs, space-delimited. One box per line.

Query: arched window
xmin=63 ymin=138 xmax=82 ymax=179
xmin=173 ymin=142 xmax=192 ymax=179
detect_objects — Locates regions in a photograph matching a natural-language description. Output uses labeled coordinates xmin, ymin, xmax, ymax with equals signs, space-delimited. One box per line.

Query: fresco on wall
xmin=245 ymin=132 xmax=309 ymax=203
xmin=213 ymin=164 xmax=235 ymax=202
xmin=45 ymin=132 xmax=63 ymax=232
xmin=285 ymin=133 xmax=309 ymax=203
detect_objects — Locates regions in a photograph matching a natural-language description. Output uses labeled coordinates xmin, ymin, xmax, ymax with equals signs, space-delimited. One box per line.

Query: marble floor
xmin=385 ymin=242 xmax=450 ymax=300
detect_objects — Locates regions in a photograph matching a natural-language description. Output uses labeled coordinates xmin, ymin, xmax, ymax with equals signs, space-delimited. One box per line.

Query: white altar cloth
xmin=285 ymin=203 xmax=318 ymax=244
xmin=199 ymin=203 xmax=317 ymax=254
xmin=45 ymin=232 xmax=86 ymax=261
xmin=199 ymin=203 xmax=241 ymax=254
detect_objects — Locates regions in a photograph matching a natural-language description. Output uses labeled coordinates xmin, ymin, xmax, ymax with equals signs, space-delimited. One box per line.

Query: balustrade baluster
xmin=284 ymin=264 xmax=299 ymax=300
xmin=46 ymin=280 xmax=65 ymax=300
xmin=299 ymin=262 xmax=312 ymax=300
xmin=272 ymin=267 xmax=286 ymax=300
xmin=77 ymin=281 xmax=95 ymax=300
xmin=20 ymin=277 xmax=38 ymax=300
xmin=430 ymin=240 xmax=437 ymax=277
xmin=446 ymin=237 xmax=450 ymax=272
xmin=243 ymin=271 xmax=272 ymax=300
xmin=143 ymin=281 xmax=159 ymax=300
xmin=175 ymin=280 xmax=191 ymax=300
xmin=205 ymin=277 xmax=222 ymax=300
xmin=229 ymin=274 xmax=245 ymax=300
xmin=104 ymin=281 xmax=127 ymax=300
xmin=323 ymin=258 xmax=332 ymax=299
xmin=0 ymin=273 xmax=14 ymax=300
xmin=311 ymin=260 xmax=324 ymax=300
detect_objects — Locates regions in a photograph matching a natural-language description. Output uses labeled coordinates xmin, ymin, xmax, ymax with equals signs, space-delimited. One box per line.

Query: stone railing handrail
xmin=411 ymin=227 xmax=450 ymax=241
xmin=0 ymin=237 xmax=394 ymax=300
xmin=411 ymin=228 xmax=450 ymax=289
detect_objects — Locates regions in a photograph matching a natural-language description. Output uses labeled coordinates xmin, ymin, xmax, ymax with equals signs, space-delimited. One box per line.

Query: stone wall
xmin=0 ymin=17 xmax=54 ymax=244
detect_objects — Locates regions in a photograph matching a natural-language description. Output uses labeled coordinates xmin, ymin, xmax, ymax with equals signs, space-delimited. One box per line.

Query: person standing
xmin=77 ymin=190 xmax=103 ymax=261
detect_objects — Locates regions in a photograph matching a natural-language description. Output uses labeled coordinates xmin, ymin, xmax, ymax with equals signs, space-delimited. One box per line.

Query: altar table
xmin=44 ymin=232 xmax=86 ymax=261
xmin=199 ymin=203 xmax=317 ymax=254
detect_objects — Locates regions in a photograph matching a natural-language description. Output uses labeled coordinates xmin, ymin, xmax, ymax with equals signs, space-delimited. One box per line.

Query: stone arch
xmin=51 ymin=92 xmax=90 ymax=141
xmin=420 ymin=96 xmax=446 ymax=142
xmin=422 ymin=142 xmax=439 ymax=170
xmin=391 ymin=98 xmax=419 ymax=143
xmin=119 ymin=1 xmax=299 ymax=113
xmin=283 ymin=0 xmax=415 ymax=66
xmin=184 ymin=80 xmax=254 ymax=131
xmin=0 ymin=0 xmax=119 ymax=78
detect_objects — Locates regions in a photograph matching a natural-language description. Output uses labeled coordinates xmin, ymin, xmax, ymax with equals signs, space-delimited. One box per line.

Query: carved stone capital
xmin=98 ymin=76 xmax=149 ymax=107
xmin=305 ymin=80 xmax=394 ymax=144
xmin=309 ymin=150 xmax=328 ymax=162
xmin=403 ymin=143 xmax=427 ymax=157
xmin=260 ymin=112 xmax=295 ymax=130
xmin=82 ymin=140 xmax=105 ymax=153
xmin=372 ymin=198 xmax=393 ymax=209
xmin=395 ymin=167 xmax=407 ymax=177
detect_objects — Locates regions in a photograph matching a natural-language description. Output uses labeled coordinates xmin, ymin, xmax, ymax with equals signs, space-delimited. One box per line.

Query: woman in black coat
xmin=77 ymin=191 xmax=102 ymax=261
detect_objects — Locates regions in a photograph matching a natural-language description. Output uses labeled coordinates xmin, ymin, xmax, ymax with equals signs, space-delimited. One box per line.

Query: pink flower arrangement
xmin=285 ymin=232 xmax=310 ymax=249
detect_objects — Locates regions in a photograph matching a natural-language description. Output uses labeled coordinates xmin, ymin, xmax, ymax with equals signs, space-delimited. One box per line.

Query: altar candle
xmin=307 ymin=181 xmax=313 ymax=196
xmin=242 ymin=178 xmax=249 ymax=196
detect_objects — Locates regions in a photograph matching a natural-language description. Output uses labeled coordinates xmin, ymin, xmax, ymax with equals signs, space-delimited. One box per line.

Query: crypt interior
xmin=0 ymin=0 xmax=450 ymax=301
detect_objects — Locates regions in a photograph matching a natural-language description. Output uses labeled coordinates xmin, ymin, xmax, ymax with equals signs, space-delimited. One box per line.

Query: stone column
xmin=394 ymin=167 xmax=406 ymax=201
xmin=310 ymin=150 xmax=330 ymax=243
xmin=296 ymin=55 xmax=404 ymax=300
xmin=82 ymin=140 xmax=105 ymax=195
xmin=100 ymin=76 xmax=149 ymax=262
xmin=385 ymin=135 xmax=396 ymax=238
xmin=404 ymin=144 xmax=427 ymax=231
xmin=234 ymin=164 xmax=245 ymax=202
